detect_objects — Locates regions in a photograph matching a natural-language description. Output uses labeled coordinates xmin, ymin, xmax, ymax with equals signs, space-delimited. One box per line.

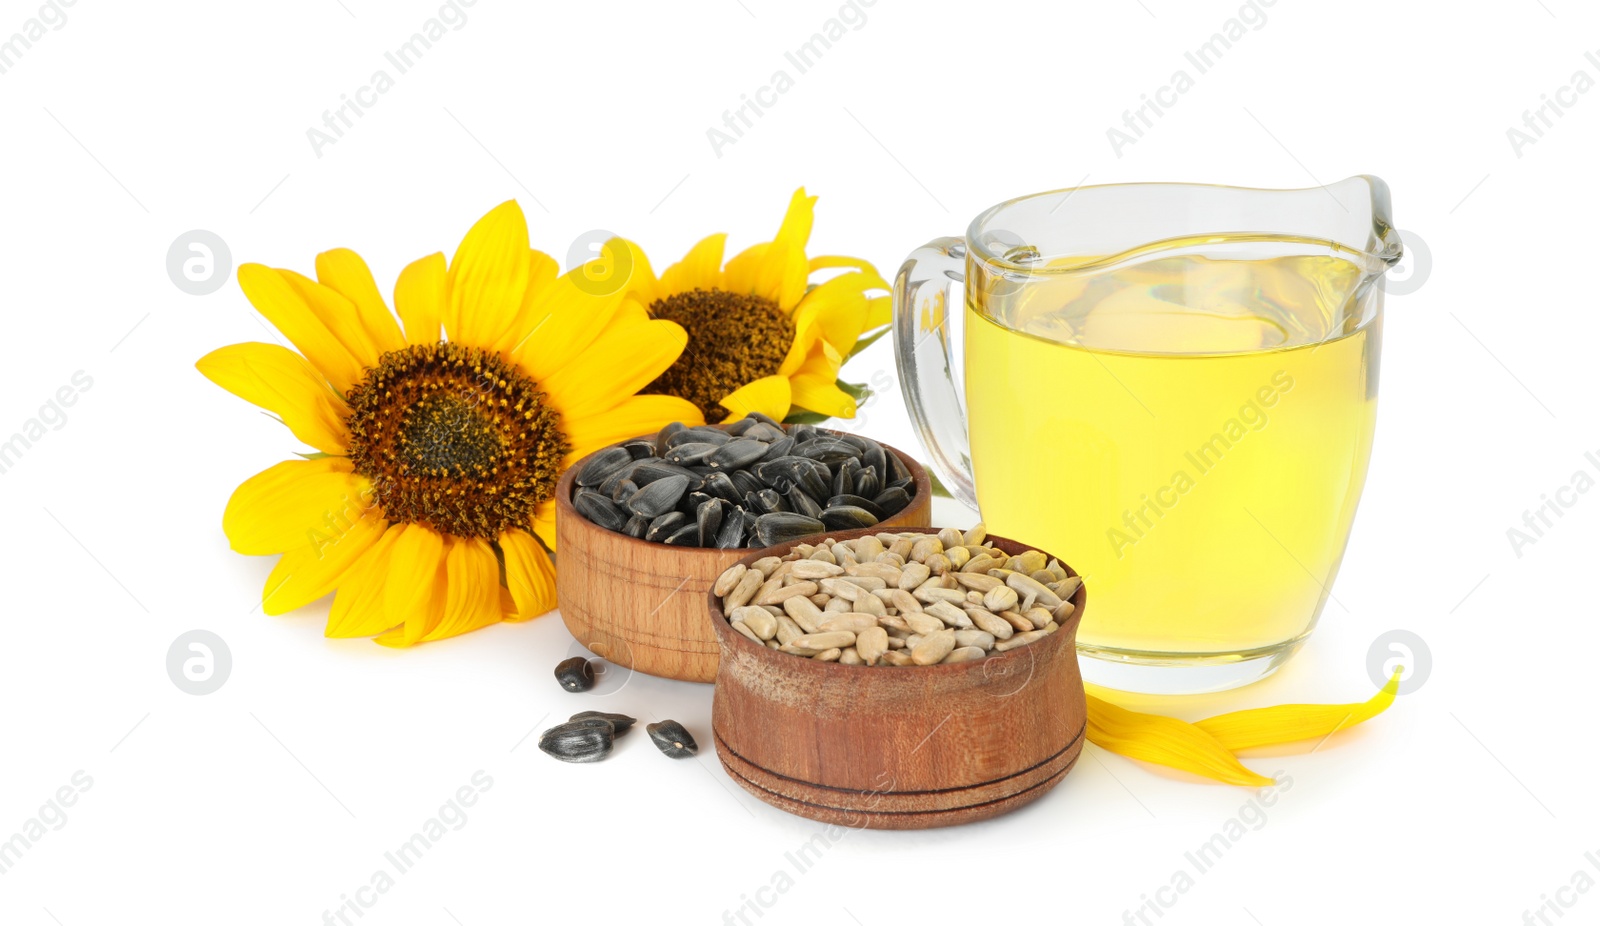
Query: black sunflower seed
xmin=575 ymin=446 xmax=633 ymax=487
xmin=750 ymin=488 xmax=783 ymax=514
xmin=654 ymin=421 xmax=685 ymax=456
xmin=703 ymin=471 xmax=743 ymax=506
xmin=788 ymin=484 xmax=823 ymax=520
xmin=622 ymin=438 xmax=656 ymax=459
xmin=539 ymin=718 xmax=614 ymax=763
xmin=646 ymin=719 xmax=698 ymax=758
xmin=745 ymin=422 xmax=787 ymax=442
xmin=754 ymin=512 xmax=825 ymax=547
xmin=871 ymin=486 xmax=911 ymax=516
xmin=745 ymin=411 xmax=783 ymax=428
xmin=569 ymin=710 xmax=637 ymax=736
xmin=724 ymin=416 xmax=756 ymax=436
xmin=826 ymin=494 xmax=885 ymax=519
xmin=708 ymin=439 xmax=768 ymax=470
xmin=681 ymin=425 xmax=734 ymax=445
xmin=574 ymin=489 xmax=627 ymax=531
xmin=887 ymin=449 xmax=910 ymax=482
xmin=627 ymin=474 xmax=690 ymax=517
xmin=760 ymin=436 xmax=796 ymax=462
xmin=624 ymin=514 xmax=649 ymax=539
xmin=663 ymin=523 xmax=701 ymax=545
xmin=863 ymin=440 xmax=888 ymax=480
xmin=855 ymin=469 xmax=880 ymax=501
xmin=664 ymin=441 xmax=719 ymax=466
xmin=820 ymin=505 xmax=879 ymax=530
xmin=789 ymin=424 xmax=817 ymax=443
xmin=645 ymin=511 xmax=687 ymax=543
xmin=631 ymin=460 xmax=698 ymax=486
xmin=729 ymin=469 xmax=764 ymax=497
xmin=680 ymin=490 xmax=712 ymax=516
xmin=554 ymin=657 xmax=596 ymax=692
xmin=610 ymin=478 xmax=640 ymax=505
xmin=793 ymin=438 xmax=860 ymax=465
xmin=831 ymin=460 xmax=856 ymax=497
xmin=696 ymin=497 xmax=725 ymax=546
xmin=714 ymin=510 xmax=748 ymax=549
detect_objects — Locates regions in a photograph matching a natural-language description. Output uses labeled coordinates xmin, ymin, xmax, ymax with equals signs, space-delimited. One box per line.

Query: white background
xmin=0 ymin=0 xmax=1593 ymax=923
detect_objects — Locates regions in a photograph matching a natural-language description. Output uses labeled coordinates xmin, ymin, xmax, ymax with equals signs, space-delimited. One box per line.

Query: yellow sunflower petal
xmin=809 ymin=255 xmax=888 ymax=282
xmin=314 ymin=248 xmax=406 ymax=356
xmin=445 ymin=201 xmax=531 ymax=345
xmin=563 ymin=394 xmax=705 ymax=466
xmin=415 ymin=537 xmax=503 ymax=642
xmin=772 ymin=187 xmax=817 ymax=254
xmin=789 ymin=373 xmax=857 ymax=420
xmin=395 ymin=252 xmax=447 ymax=345
xmin=777 ymin=313 xmax=819 ymax=378
xmin=1194 ymin=670 xmax=1403 ymax=753
xmin=611 ymin=239 xmax=662 ymax=308
xmin=1085 ymin=694 xmax=1276 ymax=788
xmin=797 ymin=336 xmax=845 ymax=382
xmin=793 ymin=278 xmax=870 ymax=353
xmin=542 ymin=319 xmax=687 ymax=421
xmin=864 ymin=294 xmax=890 ymax=329
xmin=532 ymin=503 xmax=558 ymax=551
xmin=509 ymin=271 xmax=628 ymax=381
xmin=380 ymin=523 xmax=447 ymax=642
xmin=658 ymin=233 xmax=727 ymax=296
xmin=501 ymin=529 xmax=558 ymax=622
xmin=324 ymin=526 xmax=404 ymax=637
xmin=196 ymin=342 xmax=349 ymax=455
xmin=278 ymin=269 xmax=386 ymax=370
xmin=485 ymin=249 xmax=561 ymax=354
xmin=237 ymin=263 xmax=366 ymax=393
xmin=719 ymin=374 xmax=791 ymax=422
xmin=222 ymin=458 xmax=370 ymax=556
xmin=261 ymin=509 xmax=387 ymax=616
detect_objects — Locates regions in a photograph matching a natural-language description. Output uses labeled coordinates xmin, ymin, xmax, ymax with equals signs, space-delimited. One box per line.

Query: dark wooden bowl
xmin=554 ymin=428 xmax=932 ymax=684
xmin=709 ymin=526 xmax=1087 ymax=829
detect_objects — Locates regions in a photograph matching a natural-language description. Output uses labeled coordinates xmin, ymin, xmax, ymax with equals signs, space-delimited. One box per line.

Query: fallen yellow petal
xmin=1085 ymin=695 xmax=1275 ymax=788
xmin=1194 ymin=669 xmax=1402 ymax=753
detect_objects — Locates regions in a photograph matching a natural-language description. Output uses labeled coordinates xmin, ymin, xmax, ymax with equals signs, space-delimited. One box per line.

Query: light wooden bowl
xmin=709 ymin=526 xmax=1087 ymax=830
xmin=554 ymin=428 xmax=932 ymax=684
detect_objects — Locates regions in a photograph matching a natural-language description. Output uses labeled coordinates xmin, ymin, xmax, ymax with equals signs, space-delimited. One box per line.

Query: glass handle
xmin=892 ymin=236 xmax=977 ymax=511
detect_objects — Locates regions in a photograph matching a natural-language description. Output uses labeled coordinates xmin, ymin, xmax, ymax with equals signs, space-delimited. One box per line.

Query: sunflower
xmin=197 ymin=202 xmax=702 ymax=646
xmin=609 ymin=187 xmax=890 ymax=424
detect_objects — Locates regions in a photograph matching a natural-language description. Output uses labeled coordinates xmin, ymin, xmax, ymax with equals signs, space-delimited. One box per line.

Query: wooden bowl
xmin=709 ymin=527 xmax=1087 ymax=829
xmin=554 ymin=428 xmax=932 ymax=684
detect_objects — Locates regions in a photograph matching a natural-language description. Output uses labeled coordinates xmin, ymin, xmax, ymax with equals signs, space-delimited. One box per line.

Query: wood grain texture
xmin=709 ymin=527 xmax=1087 ymax=829
xmin=555 ymin=429 xmax=932 ymax=684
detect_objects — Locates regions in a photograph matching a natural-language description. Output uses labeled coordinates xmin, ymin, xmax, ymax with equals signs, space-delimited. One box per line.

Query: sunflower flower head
xmin=609 ymin=187 xmax=891 ymax=423
xmin=197 ymin=202 xmax=702 ymax=646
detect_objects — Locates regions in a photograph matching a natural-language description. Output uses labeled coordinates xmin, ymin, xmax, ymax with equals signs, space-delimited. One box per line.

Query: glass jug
xmin=893 ymin=178 xmax=1402 ymax=694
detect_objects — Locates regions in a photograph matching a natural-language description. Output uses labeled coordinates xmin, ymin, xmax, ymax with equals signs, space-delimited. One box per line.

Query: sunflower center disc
xmin=644 ymin=288 xmax=794 ymax=423
xmin=345 ymin=342 xmax=568 ymax=539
